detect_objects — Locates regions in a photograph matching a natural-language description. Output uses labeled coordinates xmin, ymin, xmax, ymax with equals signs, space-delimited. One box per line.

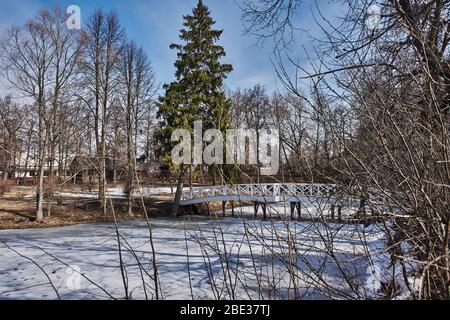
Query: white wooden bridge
xmin=179 ymin=183 xmax=347 ymax=220
xmin=178 ymin=183 xmax=388 ymax=220
xmin=179 ymin=183 xmax=338 ymax=205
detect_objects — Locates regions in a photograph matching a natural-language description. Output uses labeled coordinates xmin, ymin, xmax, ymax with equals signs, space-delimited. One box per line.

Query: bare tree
xmin=120 ymin=40 xmax=157 ymax=216
xmin=0 ymin=8 xmax=82 ymax=221
xmin=241 ymin=0 xmax=450 ymax=299
xmin=81 ymin=10 xmax=124 ymax=214
xmin=231 ymin=84 xmax=273 ymax=181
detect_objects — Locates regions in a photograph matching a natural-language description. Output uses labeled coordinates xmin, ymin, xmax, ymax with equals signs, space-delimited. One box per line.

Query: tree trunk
xmin=36 ymin=162 xmax=45 ymax=222
xmin=126 ymin=112 xmax=135 ymax=216
xmin=36 ymin=128 xmax=46 ymax=222
xmin=35 ymin=97 xmax=46 ymax=222
xmin=99 ymin=90 xmax=108 ymax=215
xmin=171 ymin=167 xmax=186 ymax=216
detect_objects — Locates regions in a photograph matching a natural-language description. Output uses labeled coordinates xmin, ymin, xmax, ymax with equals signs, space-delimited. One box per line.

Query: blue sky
xmin=0 ymin=0 xmax=344 ymax=93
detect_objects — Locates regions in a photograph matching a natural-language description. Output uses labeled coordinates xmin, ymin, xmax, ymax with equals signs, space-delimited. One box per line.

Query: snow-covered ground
xmin=54 ymin=186 xmax=179 ymax=200
xmin=219 ymin=198 xmax=361 ymax=219
xmin=0 ymin=209 xmax=418 ymax=300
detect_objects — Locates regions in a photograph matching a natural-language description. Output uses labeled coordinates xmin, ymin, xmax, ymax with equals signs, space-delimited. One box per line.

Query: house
xmin=69 ymin=155 xmax=122 ymax=183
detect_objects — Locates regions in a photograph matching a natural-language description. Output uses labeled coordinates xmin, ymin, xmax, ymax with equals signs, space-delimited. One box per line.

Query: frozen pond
xmin=0 ymin=215 xmax=412 ymax=300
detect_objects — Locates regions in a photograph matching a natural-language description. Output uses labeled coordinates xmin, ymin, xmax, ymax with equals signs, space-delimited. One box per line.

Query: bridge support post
xmin=338 ymin=205 xmax=342 ymax=222
xmin=296 ymin=202 xmax=301 ymax=220
xmin=222 ymin=201 xmax=226 ymax=217
xmin=289 ymin=202 xmax=296 ymax=220
xmin=290 ymin=202 xmax=295 ymax=220
xmin=262 ymin=202 xmax=267 ymax=221
xmin=330 ymin=204 xmax=335 ymax=220
xmin=253 ymin=202 xmax=259 ymax=219
xmin=290 ymin=202 xmax=302 ymax=220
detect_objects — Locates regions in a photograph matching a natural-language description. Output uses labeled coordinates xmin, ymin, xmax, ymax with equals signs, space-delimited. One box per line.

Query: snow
xmin=54 ymin=186 xmax=180 ymax=200
xmin=0 ymin=208 xmax=417 ymax=300
xmin=217 ymin=198 xmax=361 ymax=219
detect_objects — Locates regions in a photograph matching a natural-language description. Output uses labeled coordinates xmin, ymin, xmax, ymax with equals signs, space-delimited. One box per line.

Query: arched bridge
xmin=179 ymin=183 xmax=337 ymax=206
xmin=178 ymin=183 xmax=388 ymax=220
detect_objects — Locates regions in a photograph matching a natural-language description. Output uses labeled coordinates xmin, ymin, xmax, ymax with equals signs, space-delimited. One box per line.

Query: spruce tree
xmin=158 ymin=0 xmax=233 ymax=215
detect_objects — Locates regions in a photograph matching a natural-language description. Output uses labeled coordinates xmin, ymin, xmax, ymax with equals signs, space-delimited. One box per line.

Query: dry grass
xmin=0 ymin=186 xmax=250 ymax=230
xmin=0 ymin=186 xmax=176 ymax=230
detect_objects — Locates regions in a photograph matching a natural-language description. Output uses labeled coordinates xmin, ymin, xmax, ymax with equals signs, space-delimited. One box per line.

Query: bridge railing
xmin=177 ymin=183 xmax=397 ymax=216
xmin=179 ymin=183 xmax=338 ymax=202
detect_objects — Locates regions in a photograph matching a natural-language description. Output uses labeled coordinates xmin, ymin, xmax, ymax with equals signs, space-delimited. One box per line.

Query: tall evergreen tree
xmin=158 ymin=0 xmax=233 ymax=215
